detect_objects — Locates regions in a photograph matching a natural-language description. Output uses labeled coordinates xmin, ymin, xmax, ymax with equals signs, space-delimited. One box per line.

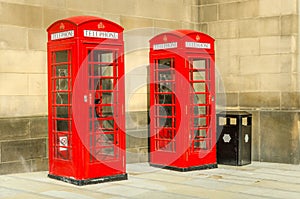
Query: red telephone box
xmin=47 ymin=16 xmax=126 ymax=185
xmin=149 ymin=30 xmax=217 ymax=171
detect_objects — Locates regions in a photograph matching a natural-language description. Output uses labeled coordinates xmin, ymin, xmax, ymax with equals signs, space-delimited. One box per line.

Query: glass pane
xmin=56 ymin=120 xmax=69 ymax=131
xmin=193 ymin=106 xmax=207 ymax=116
xmin=157 ymin=94 xmax=173 ymax=104
xmin=56 ymin=106 xmax=69 ymax=118
xmin=158 ymin=58 xmax=172 ymax=69
xmin=158 ymin=106 xmax=173 ymax=116
xmin=194 ymin=94 xmax=206 ymax=104
xmin=100 ymin=79 xmax=113 ymax=90
xmin=193 ymin=82 xmax=206 ymax=92
xmin=56 ymin=79 xmax=68 ymax=90
xmin=193 ymin=70 xmax=205 ymax=81
xmin=194 ymin=129 xmax=207 ymax=137
xmin=56 ymin=93 xmax=68 ymax=104
xmin=55 ymin=50 xmax=68 ymax=63
xmin=194 ymin=117 xmax=207 ymax=127
xmin=102 ymin=119 xmax=114 ymax=130
xmin=193 ymin=59 xmax=206 ymax=70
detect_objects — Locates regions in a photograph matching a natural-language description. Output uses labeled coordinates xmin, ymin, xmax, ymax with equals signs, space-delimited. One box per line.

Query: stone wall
xmin=0 ymin=0 xmax=198 ymax=174
xmin=0 ymin=0 xmax=299 ymax=175
xmin=0 ymin=116 xmax=48 ymax=174
xmin=197 ymin=0 xmax=300 ymax=164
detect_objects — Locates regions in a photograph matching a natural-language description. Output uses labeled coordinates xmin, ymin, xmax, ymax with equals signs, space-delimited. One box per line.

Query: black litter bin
xmin=217 ymin=111 xmax=252 ymax=166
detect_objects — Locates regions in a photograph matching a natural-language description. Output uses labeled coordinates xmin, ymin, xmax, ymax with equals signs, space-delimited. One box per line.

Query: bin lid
xmin=217 ymin=111 xmax=252 ymax=116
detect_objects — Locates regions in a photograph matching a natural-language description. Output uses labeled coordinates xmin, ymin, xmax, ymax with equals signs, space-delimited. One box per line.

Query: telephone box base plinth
xmin=149 ymin=163 xmax=217 ymax=172
xmin=48 ymin=173 xmax=128 ymax=186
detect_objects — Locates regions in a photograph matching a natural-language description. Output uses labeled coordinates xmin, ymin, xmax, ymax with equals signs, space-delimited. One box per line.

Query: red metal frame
xmin=149 ymin=30 xmax=217 ymax=171
xmin=47 ymin=16 xmax=126 ymax=185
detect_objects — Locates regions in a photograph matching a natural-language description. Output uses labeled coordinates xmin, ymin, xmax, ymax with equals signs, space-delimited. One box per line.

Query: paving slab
xmin=0 ymin=162 xmax=300 ymax=199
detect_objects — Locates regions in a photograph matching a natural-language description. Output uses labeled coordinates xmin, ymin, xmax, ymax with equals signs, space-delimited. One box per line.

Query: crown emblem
xmin=59 ymin=23 xmax=65 ymax=30
xmin=196 ymin=34 xmax=200 ymax=41
xmin=163 ymin=35 xmax=167 ymax=42
xmin=98 ymin=22 xmax=105 ymax=29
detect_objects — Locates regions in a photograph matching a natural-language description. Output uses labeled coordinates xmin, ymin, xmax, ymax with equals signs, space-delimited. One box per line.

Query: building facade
xmin=0 ymin=0 xmax=299 ymax=174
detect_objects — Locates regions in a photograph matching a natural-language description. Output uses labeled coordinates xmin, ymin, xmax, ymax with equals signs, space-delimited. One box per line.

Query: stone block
xmin=239 ymin=92 xmax=280 ymax=108
xmin=195 ymin=23 xmax=208 ymax=33
xmin=281 ymin=15 xmax=298 ymax=35
xmin=222 ymin=74 xmax=260 ymax=92
xmin=0 ymin=26 xmax=27 ymax=50
xmin=238 ymin=0 xmax=259 ymax=19
xmin=0 ymin=160 xmax=32 ymax=175
xmin=126 ymin=148 xmax=139 ymax=163
xmin=31 ymin=157 xmax=48 ymax=172
xmin=239 ymin=17 xmax=280 ymax=37
xmin=103 ymin=0 xmax=139 ymax=16
xmin=28 ymin=74 xmax=47 ymax=96
xmin=216 ymin=39 xmax=239 ymax=58
xmin=138 ymin=147 xmax=149 ymax=162
xmin=218 ymin=0 xmax=259 ymax=20
xmin=199 ymin=5 xmax=217 ymax=22
xmin=0 ymin=118 xmax=30 ymax=141
xmin=1 ymin=138 xmax=47 ymax=162
xmin=280 ymin=0 xmax=297 ymax=14
xmin=225 ymin=93 xmax=239 ymax=108
xmin=259 ymin=0 xmax=281 ymax=16
xmin=281 ymin=92 xmax=300 ymax=109
xmin=126 ymin=112 xmax=138 ymax=130
xmin=136 ymin=0 xmax=184 ymax=21
xmin=0 ymin=73 xmax=28 ymax=95
xmin=127 ymin=93 xmax=148 ymax=112
xmin=0 ymin=2 xmax=42 ymax=28
xmin=219 ymin=2 xmax=238 ymax=20
xmin=248 ymin=110 xmax=260 ymax=161
xmin=30 ymin=116 xmax=48 ymax=138
xmin=200 ymin=0 xmax=239 ymax=5
xmin=126 ymin=130 xmax=148 ymax=148
xmin=260 ymin=36 xmax=296 ymax=55
xmin=0 ymin=50 xmax=47 ymax=73
xmin=43 ymin=7 xmax=67 ymax=28
xmin=260 ymin=74 xmax=292 ymax=91
xmin=154 ymin=20 xmax=181 ymax=30
xmin=42 ymin=0 xmax=66 ymax=8
xmin=28 ymin=29 xmax=47 ymax=51
xmin=238 ymin=38 xmax=260 ymax=56
xmin=66 ymin=0 xmax=102 ymax=12
xmin=208 ymin=21 xmax=238 ymax=39
xmin=239 ymin=55 xmax=282 ymax=75
xmin=121 ymin=16 xmax=153 ymax=31
xmin=260 ymin=111 xmax=299 ymax=164
xmin=0 ymin=0 xmax=41 ymax=6
xmin=0 ymin=96 xmax=47 ymax=117
xmin=222 ymin=75 xmax=241 ymax=92
xmin=259 ymin=0 xmax=297 ymax=17
xmin=216 ymin=55 xmax=239 ymax=75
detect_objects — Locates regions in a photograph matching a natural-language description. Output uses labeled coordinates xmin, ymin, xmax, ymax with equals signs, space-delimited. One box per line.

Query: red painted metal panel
xmin=47 ymin=16 xmax=126 ymax=185
xmin=149 ymin=30 xmax=217 ymax=171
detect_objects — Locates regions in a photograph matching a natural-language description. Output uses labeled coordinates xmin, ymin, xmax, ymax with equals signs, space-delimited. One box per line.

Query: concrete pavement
xmin=0 ymin=162 xmax=300 ymax=199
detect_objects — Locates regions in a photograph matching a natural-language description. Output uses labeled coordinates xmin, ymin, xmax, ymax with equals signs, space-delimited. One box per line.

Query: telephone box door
xmin=187 ymin=55 xmax=216 ymax=165
xmin=150 ymin=55 xmax=182 ymax=165
xmin=78 ymin=44 xmax=125 ymax=177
